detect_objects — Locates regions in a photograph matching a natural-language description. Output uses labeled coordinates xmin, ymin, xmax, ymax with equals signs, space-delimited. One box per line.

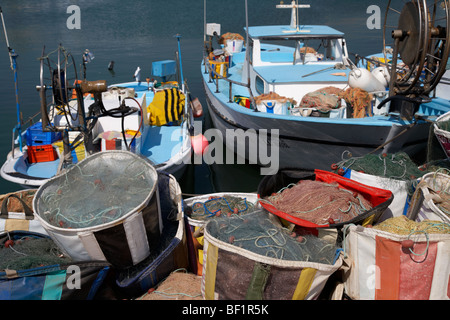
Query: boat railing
xmin=203 ymin=55 xmax=256 ymax=109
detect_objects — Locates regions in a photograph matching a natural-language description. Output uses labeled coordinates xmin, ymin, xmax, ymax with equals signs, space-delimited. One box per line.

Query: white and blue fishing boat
xmin=201 ymin=0 xmax=450 ymax=173
xmin=1 ymin=36 xmax=197 ymax=188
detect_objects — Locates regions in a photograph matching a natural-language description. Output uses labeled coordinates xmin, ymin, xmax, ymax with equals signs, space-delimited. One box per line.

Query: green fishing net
xmin=335 ymin=152 xmax=426 ymax=180
xmin=206 ymin=209 xmax=339 ymax=265
xmin=0 ymin=235 xmax=71 ymax=270
xmin=35 ymin=151 xmax=158 ymax=229
xmin=186 ymin=195 xmax=256 ymax=222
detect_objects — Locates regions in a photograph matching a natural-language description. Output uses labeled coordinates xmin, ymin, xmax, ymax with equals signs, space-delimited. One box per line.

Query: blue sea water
xmin=0 ymin=0 xmax=387 ymax=195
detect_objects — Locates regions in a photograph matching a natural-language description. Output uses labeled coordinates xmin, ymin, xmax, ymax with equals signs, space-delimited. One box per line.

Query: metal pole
xmin=175 ymin=34 xmax=185 ymax=92
xmin=1 ymin=7 xmax=22 ymax=152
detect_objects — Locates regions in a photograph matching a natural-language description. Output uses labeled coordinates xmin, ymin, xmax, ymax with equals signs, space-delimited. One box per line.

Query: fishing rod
xmin=0 ymin=6 xmax=23 ymax=153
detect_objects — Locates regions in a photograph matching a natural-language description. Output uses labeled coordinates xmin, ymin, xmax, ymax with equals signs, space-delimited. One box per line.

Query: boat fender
xmin=371 ymin=66 xmax=390 ymax=88
xmin=348 ymin=67 xmax=385 ymax=97
xmin=191 ymin=134 xmax=209 ymax=155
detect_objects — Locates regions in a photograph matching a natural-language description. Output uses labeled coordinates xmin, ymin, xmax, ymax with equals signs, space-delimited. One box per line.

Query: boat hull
xmin=203 ymin=77 xmax=440 ymax=173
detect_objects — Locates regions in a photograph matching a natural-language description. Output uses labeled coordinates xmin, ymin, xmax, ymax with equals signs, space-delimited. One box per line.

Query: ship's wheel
xmin=38 ymin=44 xmax=85 ymax=132
xmin=383 ymin=0 xmax=450 ymax=96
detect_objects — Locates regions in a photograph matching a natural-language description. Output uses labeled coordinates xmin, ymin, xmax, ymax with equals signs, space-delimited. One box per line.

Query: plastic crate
xmin=152 ymin=60 xmax=176 ymax=78
xmin=25 ymin=122 xmax=62 ymax=146
xmin=27 ymin=145 xmax=58 ymax=163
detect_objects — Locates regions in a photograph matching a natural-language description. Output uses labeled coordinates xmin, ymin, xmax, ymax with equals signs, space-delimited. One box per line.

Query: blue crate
xmin=152 ymin=60 xmax=176 ymax=78
xmin=25 ymin=122 xmax=62 ymax=146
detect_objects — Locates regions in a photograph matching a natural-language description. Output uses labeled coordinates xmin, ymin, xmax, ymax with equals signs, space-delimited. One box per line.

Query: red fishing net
xmin=264 ymin=180 xmax=373 ymax=226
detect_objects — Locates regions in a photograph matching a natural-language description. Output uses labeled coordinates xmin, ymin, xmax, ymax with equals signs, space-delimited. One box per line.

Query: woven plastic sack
xmin=434 ymin=111 xmax=450 ymax=158
xmin=258 ymin=169 xmax=393 ymax=229
xmin=185 ymin=192 xmax=258 ymax=275
xmin=0 ymin=189 xmax=47 ymax=235
xmin=407 ymin=171 xmax=450 ymax=224
xmin=342 ymin=169 xmax=412 ymax=222
xmin=33 ymin=151 xmax=162 ymax=269
xmin=113 ymin=172 xmax=190 ymax=299
xmin=201 ymin=210 xmax=343 ymax=300
xmin=343 ymin=223 xmax=450 ymax=300
xmin=0 ymin=231 xmax=112 ymax=300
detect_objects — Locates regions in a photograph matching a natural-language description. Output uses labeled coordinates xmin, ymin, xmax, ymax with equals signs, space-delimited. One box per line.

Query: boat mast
xmin=0 ymin=6 xmax=23 ymax=153
xmin=276 ymin=0 xmax=310 ymax=30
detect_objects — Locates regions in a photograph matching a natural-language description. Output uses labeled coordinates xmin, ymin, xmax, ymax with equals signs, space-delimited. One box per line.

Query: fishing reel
xmin=383 ymin=0 xmax=450 ymax=96
xmin=38 ymin=44 xmax=86 ymax=132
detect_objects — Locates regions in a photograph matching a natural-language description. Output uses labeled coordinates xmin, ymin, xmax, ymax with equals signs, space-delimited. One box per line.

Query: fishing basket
xmin=0 ymin=189 xmax=47 ymax=235
xmin=201 ymin=209 xmax=343 ymax=300
xmin=113 ymin=172 xmax=190 ymax=299
xmin=407 ymin=171 xmax=450 ymax=224
xmin=434 ymin=111 xmax=450 ymax=158
xmin=0 ymin=230 xmax=112 ymax=300
xmin=257 ymin=169 xmax=393 ymax=230
xmin=184 ymin=192 xmax=258 ymax=275
xmin=33 ymin=150 xmax=163 ymax=269
xmin=343 ymin=219 xmax=450 ymax=300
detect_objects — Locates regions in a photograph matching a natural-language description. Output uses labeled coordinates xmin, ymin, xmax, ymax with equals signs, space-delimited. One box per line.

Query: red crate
xmin=27 ymin=145 xmax=58 ymax=163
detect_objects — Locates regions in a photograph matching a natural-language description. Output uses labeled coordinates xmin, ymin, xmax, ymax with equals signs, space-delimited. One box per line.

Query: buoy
xmin=108 ymin=61 xmax=115 ymax=71
xmin=348 ymin=67 xmax=385 ymax=97
xmin=402 ymin=239 xmax=414 ymax=250
xmin=191 ymin=134 xmax=209 ymax=155
xmin=4 ymin=240 xmax=14 ymax=248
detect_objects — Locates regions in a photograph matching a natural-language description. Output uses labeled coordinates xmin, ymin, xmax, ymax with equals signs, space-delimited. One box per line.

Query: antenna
xmin=276 ymin=0 xmax=310 ymax=29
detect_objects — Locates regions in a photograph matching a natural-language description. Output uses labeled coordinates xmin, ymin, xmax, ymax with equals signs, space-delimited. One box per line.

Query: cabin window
xmin=255 ymin=75 xmax=265 ymax=95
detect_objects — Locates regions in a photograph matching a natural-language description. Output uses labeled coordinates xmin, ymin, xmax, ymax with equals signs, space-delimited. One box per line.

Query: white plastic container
xmin=225 ymin=39 xmax=244 ymax=53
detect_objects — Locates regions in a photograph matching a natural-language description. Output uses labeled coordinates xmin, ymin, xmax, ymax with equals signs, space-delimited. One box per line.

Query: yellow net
xmin=373 ymin=215 xmax=450 ymax=235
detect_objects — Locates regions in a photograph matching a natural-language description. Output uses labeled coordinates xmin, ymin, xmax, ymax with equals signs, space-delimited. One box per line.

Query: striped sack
xmin=147 ymin=88 xmax=185 ymax=126
xmin=343 ymin=224 xmax=450 ymax=300
xmin=0 ymin=189 xmax=48 ymax=235
xmin=201 ymin=226 xmax=343 ymax=300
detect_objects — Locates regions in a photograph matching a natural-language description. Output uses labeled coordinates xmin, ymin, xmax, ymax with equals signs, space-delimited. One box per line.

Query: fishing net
xmin=0 ymin=234 xmax=71 ymax=270
xmin=254 ymin=92 xmax=297 ymax=106
xmin=373 ymin=215 xmax=450 ymax=236
xmin=35 ymin=151 xmax=157 ymax=229
xmin=262 ymin=180 xmax=373 ymax=226
xmin=206 ymin=209 xmax=339 ymax=265
xmin=186 ymin=195 xmax=256 ymax=222
xmin=333 ymin=152 xmax=426 ymax=195
xmin=299 ymin=86 xmax=342 ymax=112
xmin=219 ymin=32 xmax=244 ymax=45
xmin=339 ymin=87 xmax=373 ymax=118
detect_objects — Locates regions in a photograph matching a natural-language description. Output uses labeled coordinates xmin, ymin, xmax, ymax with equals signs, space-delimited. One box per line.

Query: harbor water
xmin=0 ymin=0 xmax=385 ymax=196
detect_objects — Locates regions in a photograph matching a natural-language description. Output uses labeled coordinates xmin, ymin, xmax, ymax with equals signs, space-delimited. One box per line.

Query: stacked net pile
xmin=219 ymin=32 xmax=245 ymax=45
xmin=373 ymin=215 xmax=450 ymax=236
xmin=254 ymin=92 xmax=297 ymax=107
xmin=299 ymin=86 xmax=342 ymax=112
xmin=0 ymin=235 xmax=71 ymax=270
xmin=262 ymin=180 xmax=372 ymax=226
xmin=207 ymin=210 xmax=339 ymax=264
xmin=338 ymin=87 xmax=373 ymax=118
xmin=187 ymin=195 xmax=255 ymax=222
xmin=36 ymin=154 xmax=156 ymax=229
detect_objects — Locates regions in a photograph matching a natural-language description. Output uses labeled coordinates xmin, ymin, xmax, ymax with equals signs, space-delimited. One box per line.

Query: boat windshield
xmin=259 ymin=38 xmax=345 ymax=64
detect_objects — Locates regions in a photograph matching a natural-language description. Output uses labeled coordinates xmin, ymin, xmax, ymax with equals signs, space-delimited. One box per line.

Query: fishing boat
xmin=201 ymin=0 xmax=450 ymax=174
xmin=1 ymin=38 xmax=197 ymax=188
